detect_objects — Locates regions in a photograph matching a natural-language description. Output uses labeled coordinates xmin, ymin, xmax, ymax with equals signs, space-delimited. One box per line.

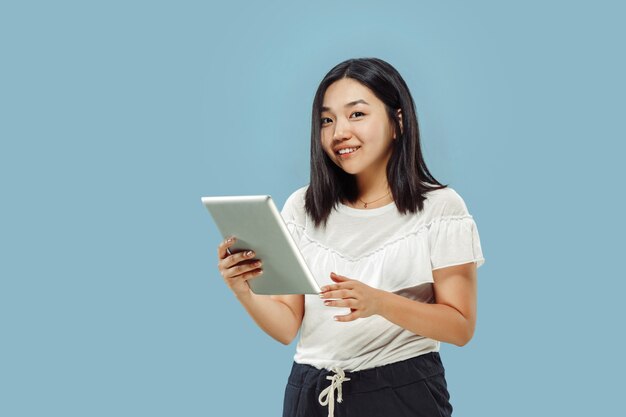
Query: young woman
xmin=216 ymin=57 xmax=485 ymax=417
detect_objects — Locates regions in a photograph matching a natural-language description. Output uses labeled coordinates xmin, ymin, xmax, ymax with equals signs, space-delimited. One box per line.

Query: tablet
xmin=201 ymin=194 xmax=322 ymax=295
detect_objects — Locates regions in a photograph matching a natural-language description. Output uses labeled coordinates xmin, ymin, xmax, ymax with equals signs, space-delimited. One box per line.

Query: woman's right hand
xmin=217 ymin=236 xmax=263 ymax=298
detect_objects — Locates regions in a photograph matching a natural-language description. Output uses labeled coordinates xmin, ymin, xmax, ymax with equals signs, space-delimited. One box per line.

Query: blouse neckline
xmin=336 ymin=200 xmax=397 ymax=217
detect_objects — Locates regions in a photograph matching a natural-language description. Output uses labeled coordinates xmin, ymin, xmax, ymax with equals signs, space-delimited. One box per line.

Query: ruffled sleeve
xmin=428 ymin=189 xmax=485 ymax=270
xmin=280 ymin=185 xmax=308 ymax=246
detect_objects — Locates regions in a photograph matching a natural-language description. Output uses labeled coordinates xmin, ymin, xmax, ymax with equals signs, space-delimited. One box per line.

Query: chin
xmin=334 ymin=164 xmax=352 ymax=174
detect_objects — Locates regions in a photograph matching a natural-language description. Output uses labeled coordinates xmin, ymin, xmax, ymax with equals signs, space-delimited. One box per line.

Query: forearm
xmin=378 ymin=291 xmax=473 ymax=347
xmin=235 ymin=292 xmax=300 ymax=345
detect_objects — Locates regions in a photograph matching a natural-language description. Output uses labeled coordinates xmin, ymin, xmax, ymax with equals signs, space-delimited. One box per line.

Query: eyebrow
xmin=321 ymin=99 xmax=370 ymax=112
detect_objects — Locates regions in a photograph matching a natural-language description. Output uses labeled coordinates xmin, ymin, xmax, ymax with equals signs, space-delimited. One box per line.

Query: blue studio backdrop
xmin=1 ymin=1 xmax=625 ymax=416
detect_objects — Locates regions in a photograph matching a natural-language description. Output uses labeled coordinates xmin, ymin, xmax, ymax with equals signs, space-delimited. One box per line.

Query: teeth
xmin=338 ymin=147 xmax=359 ymax=155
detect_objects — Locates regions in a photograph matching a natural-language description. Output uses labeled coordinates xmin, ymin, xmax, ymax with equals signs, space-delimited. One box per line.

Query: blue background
xmin=2 ymin=1 xmax=624 ymax=415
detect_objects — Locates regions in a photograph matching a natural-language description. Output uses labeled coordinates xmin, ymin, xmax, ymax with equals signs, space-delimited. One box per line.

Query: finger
xmin=217 ymin=236 xmax=236 ymax=260
xmin=320 ymin=284 xmax=334 ymax=293
xmin=236 ymin=267 xmax=264 ymax=282
xmin=320 ymin=289 xmax=353 ymax=300
xmin=320 ymin=283 xmax=348 ymax=292
xmin=323 ymin=298 xmax=357 ymax=308
xmin=224 ymin=249 xmax=257 ymax=269
xmin=225 ymin=259 xmax=262 ymax=279
xmin=330 ymin=272 xmax=350 ymax=281
xmin=334 ymin=310 xmax=360 ymax=322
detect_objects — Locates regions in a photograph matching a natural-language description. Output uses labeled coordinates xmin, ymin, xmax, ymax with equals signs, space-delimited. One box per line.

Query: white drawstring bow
xmin=318 ymin=366 xmax=351 ymax=417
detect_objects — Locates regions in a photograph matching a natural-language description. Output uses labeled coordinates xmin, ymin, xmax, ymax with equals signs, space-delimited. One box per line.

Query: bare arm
xmin=378 ymin=262 xmax=477 ymax=346
xmin=217 ymin=236 xmax=304 ymax=345
xmin=321 ymin=262 xmax=477 ymax=347
xmin=235 ymin=293 xmax=304 ymax=345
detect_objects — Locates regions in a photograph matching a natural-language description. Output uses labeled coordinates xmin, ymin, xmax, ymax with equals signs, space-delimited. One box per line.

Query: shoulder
xmin=423 ymin=186 xmax=471 ymax=218
xmin=280 ymin=184 xmax=309 ymax=223
xmin=283 ymin=184 xmax=308 ymax=210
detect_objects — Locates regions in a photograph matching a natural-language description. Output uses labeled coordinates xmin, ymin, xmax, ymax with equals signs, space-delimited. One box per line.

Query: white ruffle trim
xmin=285 ymin=215 xmax=485 ymax=269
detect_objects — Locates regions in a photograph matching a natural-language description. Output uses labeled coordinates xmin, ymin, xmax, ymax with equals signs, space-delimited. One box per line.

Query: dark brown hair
xmin=305 ymin=57 xmax=447 ymax=228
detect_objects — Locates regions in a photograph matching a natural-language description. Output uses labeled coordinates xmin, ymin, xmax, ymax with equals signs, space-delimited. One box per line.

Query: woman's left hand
xmin=319 ymin=272 xmax=385 ymax=322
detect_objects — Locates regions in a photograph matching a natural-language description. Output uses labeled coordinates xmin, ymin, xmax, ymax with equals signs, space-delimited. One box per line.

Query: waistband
xmin=288 ymin=352 xmax=445 ymax=394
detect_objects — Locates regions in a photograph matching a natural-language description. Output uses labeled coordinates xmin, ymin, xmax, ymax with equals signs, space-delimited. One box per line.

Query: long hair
xmin=305 ymin=57 xmax=447 ymax=228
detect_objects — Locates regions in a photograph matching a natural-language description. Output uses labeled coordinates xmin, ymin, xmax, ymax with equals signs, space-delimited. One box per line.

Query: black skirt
xmin=282 ymin=352 xmax=453 ymax=417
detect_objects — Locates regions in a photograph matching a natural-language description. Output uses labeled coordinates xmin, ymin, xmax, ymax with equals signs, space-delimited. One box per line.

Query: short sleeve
xmin=428 ymin=189 xmax=485 ymax=270
xmin=280 ymin=185 xmax=308 ymax=245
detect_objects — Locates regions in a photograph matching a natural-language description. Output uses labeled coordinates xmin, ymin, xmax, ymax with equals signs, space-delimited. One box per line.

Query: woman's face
xmin=320 ymin=78 xmax=400 ymax=178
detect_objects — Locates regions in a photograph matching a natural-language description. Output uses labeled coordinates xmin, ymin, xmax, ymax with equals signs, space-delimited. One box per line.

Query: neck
xmin=354 ymin=157 xmax=391 ymax=203
xmin=349 ymin=174 xmax=392 ymax=209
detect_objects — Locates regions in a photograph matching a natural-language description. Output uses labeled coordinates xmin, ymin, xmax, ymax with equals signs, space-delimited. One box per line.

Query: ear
xmin=394 ymin=108 xmax=403 ymax=138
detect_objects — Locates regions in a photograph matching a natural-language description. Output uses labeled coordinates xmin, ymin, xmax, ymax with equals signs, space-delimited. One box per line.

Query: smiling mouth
xmin=336 ymin=146 xmax=361 ymax=158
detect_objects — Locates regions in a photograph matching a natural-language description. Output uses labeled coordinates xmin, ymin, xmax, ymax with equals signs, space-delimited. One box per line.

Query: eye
xmin=351 ymin=111 xmax=365 ymax=118
xmin=321 ymin=117 xmax=332 ymax=126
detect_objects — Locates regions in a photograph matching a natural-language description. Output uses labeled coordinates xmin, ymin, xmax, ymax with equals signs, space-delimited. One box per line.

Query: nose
xmin=332 ymin=116 xmax=352 ymax=141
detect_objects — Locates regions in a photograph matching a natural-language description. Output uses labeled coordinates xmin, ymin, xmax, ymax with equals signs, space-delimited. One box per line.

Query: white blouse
xmin=280 ymin=184 xmax=485 ymax=372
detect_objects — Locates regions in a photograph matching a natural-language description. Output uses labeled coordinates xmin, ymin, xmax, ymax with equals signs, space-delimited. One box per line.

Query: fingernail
xmin=246 ymin=250 xmax=254 ymax=257
xmin=226 ymin=237 xmax=233 ymax=243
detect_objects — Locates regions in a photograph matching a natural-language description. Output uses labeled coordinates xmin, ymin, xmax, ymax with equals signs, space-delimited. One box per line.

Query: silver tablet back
xmin=201 ymin=195 xmax=321 ymax=295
